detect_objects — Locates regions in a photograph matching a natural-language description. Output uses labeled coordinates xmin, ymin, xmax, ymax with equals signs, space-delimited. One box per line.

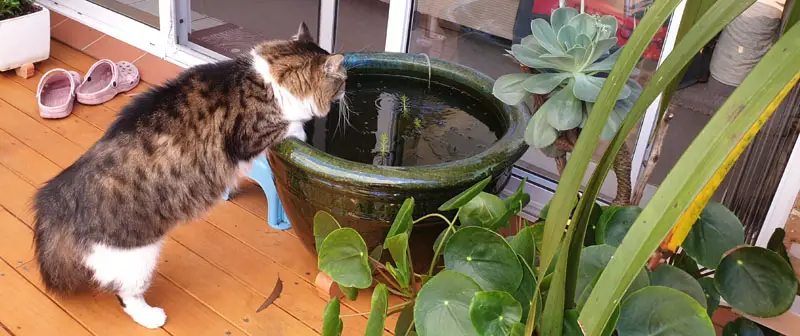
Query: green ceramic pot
xmin=269 ymin=52 xmax=529 ymax=269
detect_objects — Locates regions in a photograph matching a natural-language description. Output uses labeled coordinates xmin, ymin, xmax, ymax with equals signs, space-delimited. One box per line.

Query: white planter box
xmin=0 ymin=5 xmax=50 ymax=72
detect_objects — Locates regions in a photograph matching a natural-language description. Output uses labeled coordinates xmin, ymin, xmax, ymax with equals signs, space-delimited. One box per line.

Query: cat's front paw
xmin=125 ymin=305 xmax=167 ymax=329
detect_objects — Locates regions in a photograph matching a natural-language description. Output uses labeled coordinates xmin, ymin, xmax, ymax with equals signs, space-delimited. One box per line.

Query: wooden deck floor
xmin=0 ymin=41 xmax=392 ymax=336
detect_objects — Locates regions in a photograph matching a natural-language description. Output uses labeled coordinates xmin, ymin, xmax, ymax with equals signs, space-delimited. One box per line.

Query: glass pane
xmin=335 ymin=0 xmax=390 ymax=52
xmin=408 ymin=0 xmax=672 ymax=200
xmin=89 ymin=0 xmax=160 ymax=28
xmin=189 ymin=0 xmax=320 ymax=58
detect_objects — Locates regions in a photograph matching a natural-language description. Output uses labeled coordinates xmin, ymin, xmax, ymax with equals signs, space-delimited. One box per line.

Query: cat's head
xmin=251 ymin=23 xmax=347 ymax=121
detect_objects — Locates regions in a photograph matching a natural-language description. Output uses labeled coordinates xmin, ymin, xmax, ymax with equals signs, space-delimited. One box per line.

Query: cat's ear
xmin=324 ymin=54 xmax=345 ymax=74
xmin=291 ymin=22 xmax=314 ymax=43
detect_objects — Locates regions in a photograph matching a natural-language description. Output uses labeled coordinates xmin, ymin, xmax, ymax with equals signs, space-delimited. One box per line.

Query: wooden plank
xmin=0 ymin=164 xmax=36 ymax=224
xmin=204 ymin=201 xmax=402 ymax=325
xmin=0 ymin=100 xmax=84 ymax=168
xmin=170 ymin=219 xmax=371 ymax=335
xmin=0 ymin=209 xmax=35 ymax=267
xmin=158 ymin=240 xmax=319 ymax=336
xmin=0 ymin=261 xmax=92 ymax=336
xmin=0 ymin=78 xmax=103 ymax=148
xmin=0 ymin=129 xmax=61 ymax=186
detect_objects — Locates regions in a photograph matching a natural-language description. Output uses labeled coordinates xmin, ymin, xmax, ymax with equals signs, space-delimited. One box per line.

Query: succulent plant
xmin=493 ymin=7 xmax=642 ymax=149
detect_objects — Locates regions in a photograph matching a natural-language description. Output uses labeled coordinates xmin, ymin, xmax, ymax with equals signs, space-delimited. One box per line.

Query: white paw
xmin=125 ymin=306 xmax=167 ymax=329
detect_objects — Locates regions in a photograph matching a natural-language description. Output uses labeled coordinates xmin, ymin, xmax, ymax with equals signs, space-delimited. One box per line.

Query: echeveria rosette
xmin=492 ymin=7 xmax=641 ymax=149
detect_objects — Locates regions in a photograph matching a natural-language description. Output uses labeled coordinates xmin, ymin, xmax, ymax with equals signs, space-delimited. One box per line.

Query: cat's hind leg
xmin=84 ymin=239 xmax=166 ymax=329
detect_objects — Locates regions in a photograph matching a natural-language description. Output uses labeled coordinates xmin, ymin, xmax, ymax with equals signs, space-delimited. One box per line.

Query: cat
xmin=32 ymin=22 xmax=346 ymax=329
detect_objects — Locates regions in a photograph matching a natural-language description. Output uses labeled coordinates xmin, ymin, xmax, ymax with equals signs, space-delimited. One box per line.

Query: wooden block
xmin=315 ymin=272 xmax=342 ymax=300
xmin=14 ymin=63 xmax=34 ymax=79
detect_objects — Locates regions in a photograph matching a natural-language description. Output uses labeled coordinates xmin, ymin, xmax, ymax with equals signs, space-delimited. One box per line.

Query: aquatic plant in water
xmin=413 ymin=117 xmax=422 ymax=131
xmin=400 ymin=94 xmax=410 ymax=117
xmin=378 ymin=132 xmax=389 ymax=158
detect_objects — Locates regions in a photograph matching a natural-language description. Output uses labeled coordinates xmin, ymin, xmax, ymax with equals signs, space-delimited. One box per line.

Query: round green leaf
xmin=444 ymin=226 xmax=523 ymax=292
xmin=619 ymin=287 xmax=715 ymax=336
xmin=469 ymin=291 xmax=523 ymax=336
xmin=542 ymin=83 xmax=583 ymax=131
xmin=595 ymin=206 xmax=642 ymax=247
xmin=439 ymin=176 xmax=491 ymax=211
xmin=557 ymin=25 xmax=578 ymax=49
xmin=575 ymin=244 xmax=649 ymax=303
xmin=493 ymin=73 xmax=533 ymax=105
xmin=672 ymin=251 xmax=701 ymax=278
xmin=322 ymin=297 xmax=343 ymax=336
xmin=511 ymin=226 xmax=537 ymax=269
xmin=722 ymin=318 xmax=765 ymax=336
xmin=365 ymin=284 xmax=389 ymax=336
xmin=522 ymin=72 xmax=571 ymax=95
xmin=512 ymin=255 xmax=538 ymax=319
xmin=683 ymin=200 xmax=745 ymax=268
xmin=415 ymin=271 xmax=482 ymax=336
xmin=697 ymin=277 xmax=720 ymax=317
xmin=650 ymin=264 xmax=707 ymax=309
xmin=314 ymin=211 xmax=341 ymax=249
xmin=318 ymin=228 xmax=372 ymax=289
xmin=526 ymin=108 xmax=559 ymax=148
xmin=460 ymin=192 xmax=507 ymax=229
xmin=715 ymin=247 xmax=798 ymax=317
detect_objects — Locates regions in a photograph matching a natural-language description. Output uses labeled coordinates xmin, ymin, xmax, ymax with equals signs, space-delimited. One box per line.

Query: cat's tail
xmin=33 ymin=206 xmax=92 ymax=294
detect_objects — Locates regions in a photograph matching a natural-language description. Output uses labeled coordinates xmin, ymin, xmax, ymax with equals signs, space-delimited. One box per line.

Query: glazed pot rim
xmin=271 ymin=52 xmax=530 ymax=189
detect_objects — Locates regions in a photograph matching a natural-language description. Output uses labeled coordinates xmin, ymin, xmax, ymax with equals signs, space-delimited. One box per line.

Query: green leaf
xmin=530 ymin=18 xmax=563 ymax=55
xmin=599 ymin=306 xmax=619 ymax=336
xmin=650 ymin=264 xmax=708 ymax=308
xmin=415 ymin=271 xmax=481 ymax=336
xmin=512 ymin=255 xmax=538 ymax=319
xmin=460 ymin=192 xmax=508 ymax=230
xmin=522 ymin=72 xmax=572 ymax=95
xmin=595 ymin=206 xmax=642 ymax=247
xmin=583 ymin=48 xmax=622 ymax=72
xmin=551 ymin=7 xmax=579 ymax=36
xmin=526 ymin=108 xmax=559 ymax=148
xmin=365 ymin=284 xmax=389 ymax=336
xmin=395 ymin=303 xmax=414 ymax=336
xmin=322 ymin=297 xmax=343 ymax=336
xmin=578 ymin=1 xmax=766 ymax=332
xmin=766 ymin=228 xmax=791 ymax=265
xmin=557 ymin=25 xmax=578 ymax=49
xmin=386 ymin=198 xmax=414 ymax=242
xmin=539 ymin=53 xmax=579 ymax=72
xmin=469 ymin=291 xmax=523 ymax=336
xmin=618 ymin=287 xmax=715 ymax=336
xmin=433 ymin=226 xmax=456 ymax=253
xmin=542 ymin=82 xmax=583 ymax=131
xmin=511 ymin=226 xmax=537 ymax=269
xmin=493 ymin=74 xmax=532 ymax=105
xmin=444 ymin=226 xmax=523 ymax=292
xmin=439 ymin=176 xmax=491 ymax=211
xmin=672 ymin=251 xmax=701 ymax=278
xmin=576 ymin=271 xmax=602 ymax=312
xmin=715 ymin=246 xmax=798 ymax=317
xmin=568 ymin=13 xmax=598 ymax=40
xmin=318 ymin=228 xmax=372 ymax=289
xmin=563 ymin=309 xmax=584 ymax=336
xmin=697 ymin=277 xmax=720 ymax=317
xmin=504 ymin=178 xmax=531 ymax=214
xmin=722 ymin=318 xmax=765 ymax=336
xmin=598 ymin=16 xmax=618 ymax=40
xmin=340 ymin=285 xmax=359 ymax=301
xmin=682 ymin=200 xmax=744 ymax=268
xmin=314 ymin=211 xmax=341 ymax=249
xmin=386 ymin=260 xmax=410 ymax=290
xmin=586 ymin=38 xmax=618 ymax=65
xmin=510 ymin=44 xmax=562 ymax=70
xmin=574 ymin=245 xmax=649 ymax=304
xmin=509 ymin=323 xmax=526 ymax=336
xmin=573 ymin=74 xmax=631 ymax=103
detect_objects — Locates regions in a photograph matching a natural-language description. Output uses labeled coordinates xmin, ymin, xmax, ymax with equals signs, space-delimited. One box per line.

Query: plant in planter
xmin=314 ymin=178 xmax=797 ymax=335
xmin=492 ymin=6 xmax=641 ymax=204
xmin=0 ymin=0 xmax=50 ymax=77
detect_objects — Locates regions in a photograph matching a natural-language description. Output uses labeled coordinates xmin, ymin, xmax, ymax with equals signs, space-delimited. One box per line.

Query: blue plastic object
xmin=222 ymin=153 xmax=291 ymax=230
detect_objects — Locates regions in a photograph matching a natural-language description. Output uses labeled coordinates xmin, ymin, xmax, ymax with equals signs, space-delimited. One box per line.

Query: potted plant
xmin=0 ymin=0 xmax=50 ymax=75
xmin=312 ymin=180 xmax=797 ymax=335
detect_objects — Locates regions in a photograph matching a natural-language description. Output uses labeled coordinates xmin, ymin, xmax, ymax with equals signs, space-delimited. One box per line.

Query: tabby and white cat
xmin=32 ymin=23 xmax=346 ymax=328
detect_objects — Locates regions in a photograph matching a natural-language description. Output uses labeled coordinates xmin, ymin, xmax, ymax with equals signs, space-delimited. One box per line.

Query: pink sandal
xmin=76 ymin=59 xmax=140 ymax=105
xmin=37 ymin=69 xmax=81 ymax=119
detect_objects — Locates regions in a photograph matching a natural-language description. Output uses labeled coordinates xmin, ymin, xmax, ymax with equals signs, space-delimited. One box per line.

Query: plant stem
xmin=631 ymin=112 xmax=674 ymax=205
xmin=373 ymin=260 xmax=403 ymax=291
xmin=425 ymin=210 xmax=460 ymax=277
xmin=387 ymin=287 xmax=411 ymax=298
xmin=412 ymin=213 xmax=452 ymax=224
